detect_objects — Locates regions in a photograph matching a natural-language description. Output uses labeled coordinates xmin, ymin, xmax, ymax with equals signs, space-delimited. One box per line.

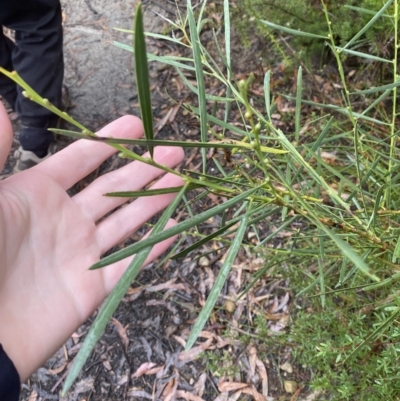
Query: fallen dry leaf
xmin=173 ymin=334 xmax=187 ymax=347
xmin=213 ymin=393 xmax=229 ymax=401
xmin=249 ymin=346 xmax=257 ymax=376
xmin=102 ymin=360 xmax=112 ymax=371
xmin=72 ymin=377 xmax=94 ymax=396
xmin=218 ymin=381 xmax=248 ymax=392
xmin=216 ymin=336 xmax=240 ymax=348
xmin=198 ymin=330 xmax=216 ymax=339
xmin=276 ymin=293 xmax=290 ymax=312
xmin=146 ymin=365 xmax=165 ymax=376
xmin=132 ymin=362 xmax=157 ymax=378
xmin=147 ymin=278 xmax=186 ymax=293
xmin=111 ymin=318 xmax=129 ymax=351
xmin=270 ymin=315 xmax=290 ymax=332
xmin=178 ymin=338 xmax=213 ymax=362
xmin=194 ymin=372 xmax=207 ymax=397
xmin=256 ymin=359 xmax=269 ymax=398
xmin=48 ymin=362 xmax=68 ymax=375
xmin=240 ymin=385 xmax=267 ymax=401
xmin=163 ymin=370 xmax=180 ymax=401
xmin=265 ymin=312 xmax=289 ymax=321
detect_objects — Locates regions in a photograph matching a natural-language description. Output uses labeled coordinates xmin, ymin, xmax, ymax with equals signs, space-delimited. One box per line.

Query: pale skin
xmin=0 ymin=102 xmax=184 ymax=382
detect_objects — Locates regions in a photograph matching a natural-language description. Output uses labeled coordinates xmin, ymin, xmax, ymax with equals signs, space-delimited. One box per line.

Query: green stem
xmin=388 ymin=0 xmax=399 ymax=211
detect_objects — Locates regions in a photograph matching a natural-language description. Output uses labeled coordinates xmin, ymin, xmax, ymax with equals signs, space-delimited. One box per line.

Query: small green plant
xmin=2 ymin=0 xmax=400 ymax=398
xmin=203 ymin=349 xmax=241 ymax=379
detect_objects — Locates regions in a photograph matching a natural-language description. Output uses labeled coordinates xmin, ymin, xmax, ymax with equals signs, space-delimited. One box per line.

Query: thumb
xmin=0 ymin=102 xmax=13 ymax=171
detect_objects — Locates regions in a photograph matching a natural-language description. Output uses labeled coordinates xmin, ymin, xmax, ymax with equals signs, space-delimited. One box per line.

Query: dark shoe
xmin=13 ymin=145 xmax=54 ymax=172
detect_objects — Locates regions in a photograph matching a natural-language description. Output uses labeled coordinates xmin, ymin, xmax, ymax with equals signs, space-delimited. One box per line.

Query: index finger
xmin=35 ymin=115 xmax=144 ymax=190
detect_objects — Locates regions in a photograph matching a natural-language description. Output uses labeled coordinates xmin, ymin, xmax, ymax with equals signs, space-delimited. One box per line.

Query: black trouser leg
xmin=0 ymin=0 xmax=64 ymax=156
xmin=0 ymin=28 xmax=18 ymax=109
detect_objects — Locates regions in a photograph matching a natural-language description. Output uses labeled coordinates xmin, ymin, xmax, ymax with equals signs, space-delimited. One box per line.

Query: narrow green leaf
xmin=114 ymin=41 xmax=197 ymax=71
xmin=295 ymin=66 xmax=302 ymax=143
xmin=276 ymin=129 xmax=351 ymax=212
xmin=105 ymin=184 xmax=199 ymax=198
xmin=260 ymin=20 xmax=329 ymax=39
xmin=90 ymin=186 xmax=259 ymax=270
xmin=238 ymin=256 xmax=290 ymax=299
xmin=51 ymin=128 xmax=258 ymax=149
xmin=187 ymin=0 xmax=208 ymax=174
xmin=370 ymin=184 xmax=386 ymax=230
xmin=172 ymin=204 xmax=278 ymax=261
xmin=360 ymin=89 xmax=391 ymax=115
xmin=343 ymin=0 xmax=394 ymax=49
xmin=223 ymin=0 xmax=233 ymax=138
xmin=363 ymin=271 xmax=400 ymax=291
xmin=62 ymin=184 xmax=188 ymax=394
xmin=172 ymin=220 xmax=237 ymax=260
xmin=181 ymin=105 xmax=252 ymax=136
xmin=134 ymin=3 xmax=154 ymax=157
xmin=224 ymin=0 xmax=231 ymax=72
xmin=254 ymin=216 xmax=296 ymax=249
xmin=344 ymin=5 xmax=391 ymax=17
xmin=336 ymin=46 xmax=392 ymax=63
xmin=315 ymin=222 xmax=380 ymax=282
xmin=197 ymin=0 xmax=208 ymax=33
xmin=392 ymin=233 xmax=400 ymax=263
xmin=284 ymin=96 xmax=391 ymax=126
xmin=291 ymin=116 xmax=333 ymax=184
xmin=346 ymin=157 xmax=381 ymax=203
xmin=350 ymin=79 xmax=400 ymax=95
xmin=264 ymin=70 xmax=271 ymax=120
xmin=175 ymin=68 xmax=234 ymax=101
xmin=113 ymin=29 xmax=188 ymax=46
xmin=185 ymin=210 xmax=249 ymax=350
xmin=343 ymin=307 xmax=400 ymax=363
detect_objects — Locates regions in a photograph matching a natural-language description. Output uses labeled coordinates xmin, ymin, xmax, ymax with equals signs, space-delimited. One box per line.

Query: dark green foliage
xmin=231 ymin=0 xmax=393 ymax=61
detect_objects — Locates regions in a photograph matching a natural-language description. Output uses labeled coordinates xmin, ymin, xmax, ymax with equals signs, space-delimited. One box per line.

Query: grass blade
xmin=264 ymin=70 xmax=271 ymax=120
xmin=295 ymin=66 xmax=302 ymax=143
xmin=52 ymin=128 xmax=264 ymax=149
xmin=175 ymin=68 xmax=234 ymax=101
xmin=134 ymin=3 xmax=154 ymax=158
xmin=392 ymin=232 xmax=400 ymax=263
xmin=343 ymin=0 xmax=394 ymax=50
xmin=336 ymin=46 xmax=392 ymax=63
xmin=343 ymin=307 xmax=400 ymax=363
xmin=187 ymin=0 xmax=208 ymax=174
xmin=172 ymin=220 xmax=237 ymax=260
xmin=350 ymin=79 xmax=400 ymax=95
xmin=105 ymin=184 xmax=200 ymax=198
xmin=114 ymin=28 xmax=188 ymax=46
xmin=185 ymin=209 xmax=249 ymax=350
xmin=260 ymin=20 xmax=329 ymax=39
xmin=284 ymin=96 xmax=391 ymax=125
xmin=344 ymin=5 xmax=391 ymax=17
xmin=315 ymin=221 xmax=380 ymax=282
xmin=276 ymin=129 xmax=351 ymax=211
xmin=62 ymin=184 xmax=188 ymax=394
xmin=223 ymin=0 xmax=233 ymax=137
xmin=90 ymin=186 xmax=259 ymax=270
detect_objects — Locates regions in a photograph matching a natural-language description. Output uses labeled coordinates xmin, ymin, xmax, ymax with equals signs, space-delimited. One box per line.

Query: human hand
xmin=0 ymin=102 xmax=184 ymax=381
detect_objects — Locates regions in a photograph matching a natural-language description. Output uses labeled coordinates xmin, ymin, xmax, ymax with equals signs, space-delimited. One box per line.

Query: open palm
xmin=0 ymin=103 xmax=184 ymax=381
